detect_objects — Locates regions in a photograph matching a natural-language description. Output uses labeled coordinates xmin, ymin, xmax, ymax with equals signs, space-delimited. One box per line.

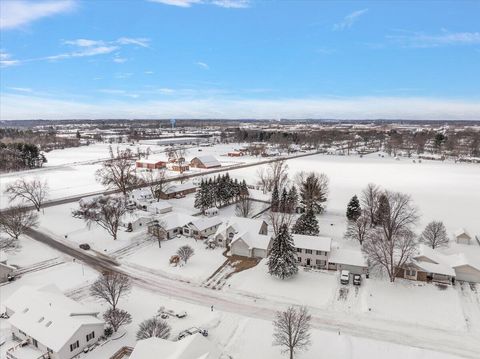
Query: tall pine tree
xmin=279 ymin=188 xmax=288 ymax=213
xmin=346 ymin=195 xmax=362 ymax=221
xmin=268 ymin=224 xmax=298 ymax=279
xmin=292 ymin=208 xmax=319 ymax=235
xmin=375 ymin=193 xmax=390 ymax=226
xmin=286 ymin=185 xmax=298 ymax=213
xmin=271 ymin=183 xmax=280 ymax=212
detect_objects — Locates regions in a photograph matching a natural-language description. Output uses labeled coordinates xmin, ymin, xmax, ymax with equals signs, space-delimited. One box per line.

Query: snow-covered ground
xmin=227 ymin=152 xmax=480 ymax=236
xmin=124 ymin=236 xmax=226 ymax=284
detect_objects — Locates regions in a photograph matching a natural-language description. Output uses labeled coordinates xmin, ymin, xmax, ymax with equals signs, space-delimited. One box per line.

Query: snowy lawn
xmin=123 ymin=236 xmax=226 ymax=284
xmin=2 ymin=234 xmax=61 ymax=267
xmin=228 ymin=259 xmax=338 ymax=307
xmin=363 ymin=278 xmax=467 ymax=331
xmin=220 ymin=316 xmax=463 ymax=359
xmin=38 ymin=202 xmax=142 ymax=253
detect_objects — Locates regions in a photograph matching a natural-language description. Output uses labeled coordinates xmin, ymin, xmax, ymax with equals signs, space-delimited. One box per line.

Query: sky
xmin=0 ymin=0 xmax=479 ymax=120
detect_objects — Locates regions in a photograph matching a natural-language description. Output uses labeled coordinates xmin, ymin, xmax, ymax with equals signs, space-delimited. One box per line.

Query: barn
xmin=190 ymin=155 xmax=221 ymax=169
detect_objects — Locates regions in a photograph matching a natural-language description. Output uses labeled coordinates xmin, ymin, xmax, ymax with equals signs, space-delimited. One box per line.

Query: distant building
xmin=158 ymin=182 xmax=197 ymax=199
xmin=135 ymin=158 xmax=166 ymax=170
xmin=5 ymin=285 xmax=104 ymax=359
xmin=146 ymin=201 xmax=173 ymax=215
xmin=190 ymin=155 xmax=221 ymax=169
xmin=454 ymin=228 xmax=472 ymax=245
xmin=0 ymin=251 xmax=15 ymax=283
xmin=227 ymin=151 xmax=243 ymax=157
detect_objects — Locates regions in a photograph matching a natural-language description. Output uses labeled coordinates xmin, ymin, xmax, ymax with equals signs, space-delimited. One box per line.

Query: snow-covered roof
xmin=292 ymin=234 xmax=331 ymax=252
xmin=148 ymin=201 xmax=173 ymax=210
xmin=157 ymin=213 xmax=197 ymax=231
xmin=5 ymin=285 xmax=103 ymax=352
xmin=329 ymin=248 xmax=367 ymax=268
xmin=215 ymin=217 xmax=266 ymax=238
xmin=454 ymin=228 xmax=471 ymax=238
xmin=121 ymin=210 xmax=154 ymax=224
xmin=444 ymin=253 xmax=480 ymax=272
xmin=131 ymin=188 xmax=153 ymax=198
xmin=191 ymin=155 xmax=221 ymax=168
xmin=189 ymin=217 xmax=223 ymax=232
xmin=130 ymin=333 xmax=220 ymax=359
xmin=412 ymin=260 xmax=456 ymax=277
xmin=231 ymin=232 xmax=271 ymax=251
xmin=164 ymin=182 xmax=197 ymax=194
xmin=136 ymin=157 xmax=166 ymax=165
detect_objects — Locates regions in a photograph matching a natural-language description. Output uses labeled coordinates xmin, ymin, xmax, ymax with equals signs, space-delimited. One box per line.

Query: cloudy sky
xmin=1 ymin=0 xmax=479 ymax=120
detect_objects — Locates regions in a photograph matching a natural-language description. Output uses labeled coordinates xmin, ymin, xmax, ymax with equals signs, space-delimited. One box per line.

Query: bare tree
xmin=362 ymin=191 xmax=419 ymax=282
xmin=296 ymin=171 xmax=329 ymax=213
xmin=361 ymin=183 xmax=380 ymax=226
xmin=4 ymin=178 xmax=49 ymax=211
xmin=139 ymin=169 xmax=171 ymax=201
xmin=256 ymin=167 xmax=271 ymax=194
xmin=95 ymin=148 xmax=138 ymax=195
xmin=268 ymin=160 xmax=289 ymax=191
xmin=273 ymin=306 xmax=311 ymax=359
xmin=136 ymin=317 xmax=171 ymax=340
xmin=0 ymin=237 xmax=18 ymax=251
xmin=177 ymin=245 xmax=194 ymax=264
xmin=103 ymin=308 xmax=132 ymax=332
xmin=90 ymin=272 xmax=132 ymax=310
xmin=235 ymin=196 xmax=253 ymax=218
xmin=420 ymin=221 xmax=448 ymax=249
xmin=268 ymin=211 xmax=294 ymax=237
xmin=73 ymin=195 xmax=127 ymax=240
xmin=344 ymin=214 xmax=370 ymax=245
xmin=0 ymin=205 xmax=38 ymax=240
xmin=166 ymin=146 xmax=186 ymax=161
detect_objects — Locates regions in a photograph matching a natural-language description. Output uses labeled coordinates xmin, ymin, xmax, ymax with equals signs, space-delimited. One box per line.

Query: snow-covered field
xmin=227 ymin=152 xmax=480 ymax=236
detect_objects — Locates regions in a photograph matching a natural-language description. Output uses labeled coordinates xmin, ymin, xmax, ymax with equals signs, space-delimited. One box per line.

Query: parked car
xmin=353 ymin=274 xmax=362 ymax=286
xmin=340 ymin=270 xmax=350 ymax=285
xmin=79 ymin=243 xmax=91 ymax=250
xmin=176 ymin=311 xmax=187 ymax=318
xmin=177 ymin=327 xmax=208 ymax=341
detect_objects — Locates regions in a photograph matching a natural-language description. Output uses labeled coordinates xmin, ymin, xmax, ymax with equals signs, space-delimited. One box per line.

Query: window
xmin=70 ymin=340 xmax=79 ymax=352
xmin=193 ymin=230 xmax=199 ymax=235
xmin=173 ymin=228 xmax=178 ymax=233
xmin=296 ymin=248 xmax=302 ymax=253
xmin=297 ymin=257 xmax=302 ymax=262
xmin=316 ymin=250 xmax=323 ymax=256
xmin=405 ymin=269 xmax=416 ymax=277
xmin=45 ymin=321 xmax=52 ymax=327
xmin=38 ymin=317 xmax=44 ymax=323
xmin=229 ymin=232 xmax=234 ymax=239
xmin=305 ymin=249 xmax=313 ymax=254
xmin=86 ymin=331 xmax=95 ymax=341
xmin=316 ymin=259 xmax=325 ymax=266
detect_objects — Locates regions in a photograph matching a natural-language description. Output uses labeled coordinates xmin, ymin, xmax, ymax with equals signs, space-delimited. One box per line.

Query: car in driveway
xmin=79 ymin=243 xmax=91 ymax=250
xmin=353 ymin=274 xmax=362 ymax=286
xmin=340 ymin=270 xmax=350 ymax=284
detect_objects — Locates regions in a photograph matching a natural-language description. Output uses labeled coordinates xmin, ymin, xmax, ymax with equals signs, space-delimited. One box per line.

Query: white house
xmin=148 ymin=213 xmax=196 ymax=240
xmin=120 ymin=211 xmax=154 ymax=231
xmin=204 ymin=207 xmax=219 ymax=217
xmin=293 ymin=234 xmax=331 ymax=269
xmin=130 ymin=333 xmax=220 ymax=359
xmin=454 ymin=228 xmax=472 ymax=245
xmin=5 ymin=285 xmax=104 ymax=359
xmin=129 ymin=188 xmax=154 ymax=209
xmin=147 ymin=201 xmax=173 ymax=215
xmin=214 ymin=217 xmax=268 ymax=248
xmin=184 ymin=217 xmax=223 ymax=239
xmin=230 ymin=231 xmax=272 ymax=258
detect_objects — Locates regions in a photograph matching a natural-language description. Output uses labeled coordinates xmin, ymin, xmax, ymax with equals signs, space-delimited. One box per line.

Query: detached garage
xmin=448 ymin=253 xmax=480 ymax=283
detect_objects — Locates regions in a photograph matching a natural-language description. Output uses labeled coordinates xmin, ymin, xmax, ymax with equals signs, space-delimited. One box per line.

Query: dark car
xmin=353 ymin=274 xmax=362 ymax=286
xmin=79 ymin=243 xmax=91 ymax=250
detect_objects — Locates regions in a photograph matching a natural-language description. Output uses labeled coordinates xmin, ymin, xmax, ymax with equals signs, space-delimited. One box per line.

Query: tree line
xmin=194 ymin=174 xmax=249 ymax=211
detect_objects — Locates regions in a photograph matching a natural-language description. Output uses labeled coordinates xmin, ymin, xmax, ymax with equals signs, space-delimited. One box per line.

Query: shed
xmin=190 ymin=155 xmax=221 ymax=169
xmin=147 ymin=201 xmax=173 ymax=215
xmin=454 ymin=228 xmax=472 ymax=245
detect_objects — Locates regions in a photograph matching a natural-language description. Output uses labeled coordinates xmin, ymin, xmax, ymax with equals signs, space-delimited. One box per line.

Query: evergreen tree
xmin=279 ymin=188 xmax=288 ymax=213
xmin=271 ymin=183 xmax=280 ymax=212
xmin=268 ymin=224 xmax=298 ymax=279
xmin=286 ymin=185 xmax=298 ymax=213
xmin=346 ymin=195 xmax=362 ymax=222
xmin=292 ymin=208 xmax=319 ymax=236
xmin=375 ymin=193 xmax=390 ymax=226
xmin=194 ymin=179 xmax=208 ymax=210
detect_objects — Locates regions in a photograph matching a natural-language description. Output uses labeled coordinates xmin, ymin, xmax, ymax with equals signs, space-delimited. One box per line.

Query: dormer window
xmin=38 ymin=317 xmax=45 ymax=323
xmin=46 ymin=321 xmax=52 ymax=327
